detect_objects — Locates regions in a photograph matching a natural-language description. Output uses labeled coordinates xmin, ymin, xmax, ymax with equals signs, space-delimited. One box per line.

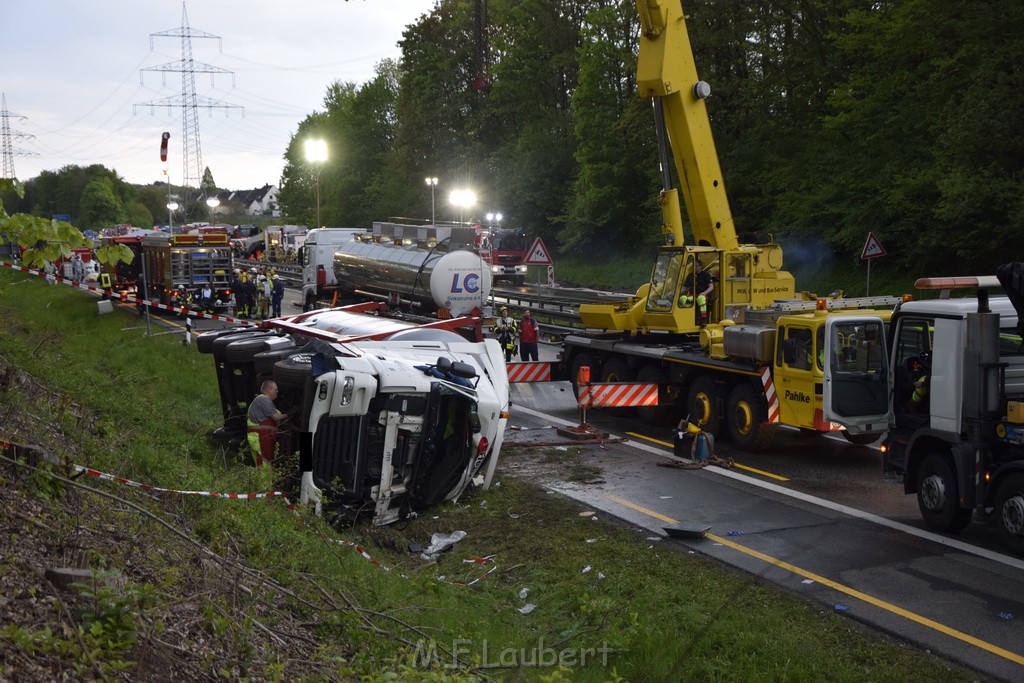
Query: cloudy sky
xmin=1 ymin=0 xmax=430 ymax=190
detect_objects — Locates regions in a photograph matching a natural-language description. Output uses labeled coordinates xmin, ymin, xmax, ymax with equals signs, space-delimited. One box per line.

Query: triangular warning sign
xmin=524 ymin=237 xmax=552 ymax=265
xmin=860 ymin=232 xmax=887 ymax=260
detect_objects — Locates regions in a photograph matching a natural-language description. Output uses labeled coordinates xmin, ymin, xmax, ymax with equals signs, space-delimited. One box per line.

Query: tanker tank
xmin=332 ymin=222 xmax=493 ymax=316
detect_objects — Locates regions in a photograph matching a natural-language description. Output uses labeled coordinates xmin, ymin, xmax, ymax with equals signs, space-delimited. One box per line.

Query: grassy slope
xmin=0 ymin=267 xmax=975 ymax=681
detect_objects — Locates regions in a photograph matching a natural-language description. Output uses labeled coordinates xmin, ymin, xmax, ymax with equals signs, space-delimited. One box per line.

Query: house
xmin=231 ymin=185 xmax=279 ymax=217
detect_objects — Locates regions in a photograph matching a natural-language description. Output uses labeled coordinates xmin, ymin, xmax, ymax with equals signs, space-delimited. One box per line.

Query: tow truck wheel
xmin=303 ymin=292 xmax=316 ymax=313
xmin=841 ymin=431 xmax=881 ymax=446
xmin=570 ymin=353 xmax=597 ymax=400
xmin=994 ymin=473 xmax=1024 ymax=554
xmin=726 ymin=383 xmax=775 ymax=452
xmin=636 ymin=364 xmax=673 ymax=426
xmin=687 ymin=376 xmax=720 ymax=435
xmin=273 ymin=353 xmax=314 ymax=388
xmin=916 ymin=453 xmax=972 ymax=533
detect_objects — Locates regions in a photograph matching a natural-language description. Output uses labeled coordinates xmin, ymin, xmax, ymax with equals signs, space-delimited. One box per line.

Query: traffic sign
xmin=524 ymin=237 xmax=552 ymax=265
xmin=860 ymin=232 xmax=886 ymax=260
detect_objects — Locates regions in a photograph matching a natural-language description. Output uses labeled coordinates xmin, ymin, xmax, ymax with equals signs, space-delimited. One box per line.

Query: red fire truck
xmin=140 ymin=232 xmax=234 ymax=309
xmin=475 ymin=226 xmax=528 ymax=285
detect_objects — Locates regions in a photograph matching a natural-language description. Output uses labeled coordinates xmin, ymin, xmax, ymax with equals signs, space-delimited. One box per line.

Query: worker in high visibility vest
xmin=246 ymin=380 xmax=287 ymax=467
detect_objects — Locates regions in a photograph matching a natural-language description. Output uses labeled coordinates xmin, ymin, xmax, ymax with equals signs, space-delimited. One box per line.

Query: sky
xmin=1 ymin=0 xmax=432 ymax=191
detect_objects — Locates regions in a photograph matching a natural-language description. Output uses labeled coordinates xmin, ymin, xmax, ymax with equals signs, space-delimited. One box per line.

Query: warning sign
xmin=524 ymin=237 xmax=553 ymax=265
xmin=860 ymin=232 xmax=887 ymax=260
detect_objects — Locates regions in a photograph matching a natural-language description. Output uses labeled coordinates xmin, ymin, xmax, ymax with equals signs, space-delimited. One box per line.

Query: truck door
xmin=775 ymin=323 xmax=818 ymax=429
xmin=822 ymin=315 xmax=889 ymax=431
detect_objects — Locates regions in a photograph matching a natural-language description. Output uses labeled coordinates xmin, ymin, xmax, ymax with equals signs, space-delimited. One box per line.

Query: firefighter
xmin=256 ymin=274 xmax=272 ymax=320
xmin=241 ymin=269 xmax=258 ymax=319
xmin=246 ymin=380 xmax=287 ymax=467
xmin=493 ymin=306 xmax=518 ymax=362
xmin=909 ymin=356 xmax=929 ymax=411
xmin=230 ymin=268 xmax=243 ymax=317
xmin=270 ymin=275 xmax=284 ymax=318
xmin=518 ymin=308 xmax=540 ymax=361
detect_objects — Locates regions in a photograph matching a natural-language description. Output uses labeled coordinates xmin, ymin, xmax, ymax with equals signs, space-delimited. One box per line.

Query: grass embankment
xmin=0 ymin=268 xmax=974 ymax=681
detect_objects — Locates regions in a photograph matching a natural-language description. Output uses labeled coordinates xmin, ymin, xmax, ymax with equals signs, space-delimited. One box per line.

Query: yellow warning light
xmin=902 ymin=294 xmax=914 ymax=302
xmin=816 ymin=298 xmax=827 ymax=310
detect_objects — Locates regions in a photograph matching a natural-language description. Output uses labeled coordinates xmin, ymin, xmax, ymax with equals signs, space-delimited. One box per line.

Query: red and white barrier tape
xmin=72 ymin=464 xmax=286 ymax=500
xmin=0 ymin=259 xmax=256 ymax=327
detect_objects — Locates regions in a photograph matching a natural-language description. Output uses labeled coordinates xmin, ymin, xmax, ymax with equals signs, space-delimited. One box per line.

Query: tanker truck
xmin=197 ymin=304 xmax=510 ymax=527
xmin=299 ymin=223 xmax=493 ymax=317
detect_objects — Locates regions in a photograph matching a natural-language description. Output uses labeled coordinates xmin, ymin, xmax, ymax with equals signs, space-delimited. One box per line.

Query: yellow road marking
xmin=625 ymin=431 xmax=790 ymax=481
xmin=604 ymin=493 xmax=1024 ymax=667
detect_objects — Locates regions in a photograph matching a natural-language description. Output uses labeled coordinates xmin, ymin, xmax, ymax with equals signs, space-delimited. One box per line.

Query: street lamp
xmin=206 ymin=196 xmax=220 ymax=213
xmin=167 ymin=201 xmax=179 ymax=233
xmin=425 ymin=177 xmax=438 ymax=225
xmin=449 ymin=189 xmax=477 ymax=225
xmin=304 ymin=139 xmax=328 ymax=228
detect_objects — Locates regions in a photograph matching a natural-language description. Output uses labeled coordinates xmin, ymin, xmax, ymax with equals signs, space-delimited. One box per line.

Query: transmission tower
xmin=136 ymin=2 xmax=242 ymax=211
xmin=1 ymin=93 xmax=37 ymax=180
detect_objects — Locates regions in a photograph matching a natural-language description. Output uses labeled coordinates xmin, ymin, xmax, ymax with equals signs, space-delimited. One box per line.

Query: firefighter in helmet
xmin=493 ymin=306 xmax=518 ymax=362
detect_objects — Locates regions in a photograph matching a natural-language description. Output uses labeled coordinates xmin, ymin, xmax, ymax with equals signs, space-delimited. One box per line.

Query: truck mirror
xmin=436 ymin=356 xmax=453 ymax=373
xmin=450 ymin=360 xmax=477 ymax=379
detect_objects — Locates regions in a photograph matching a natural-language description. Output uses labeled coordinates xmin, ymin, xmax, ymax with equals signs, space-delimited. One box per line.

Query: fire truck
xmin=475 ymin=225 xmax=528 ymax=285
xmin=140 ymin=232 xmax=234 ymax=308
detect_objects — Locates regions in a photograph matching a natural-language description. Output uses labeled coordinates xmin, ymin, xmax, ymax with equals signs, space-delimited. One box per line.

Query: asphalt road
xmin=507 ymin=368 xmax=1024 ymax=682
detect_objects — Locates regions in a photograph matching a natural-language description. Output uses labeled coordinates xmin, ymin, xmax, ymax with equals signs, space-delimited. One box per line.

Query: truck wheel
xmin=598 ymin=357 xmax=634 ymax=383
xmin=225 ymin=335 xmax=280 ymax=363
xmin=687 ymin=376 xmax=720 ymax=435
xmin=636 ymin=364 xmax=674 ymax=426
xmin=570 ymin=353 xmax=597 ymax=400
xmin=303 ymin=291 xmax=316 ymax=313
xmin=994 ymin=473 xmax=1024 ymax=555
xmin=842 ymin=431 xmax=881 ymax=446
xmin=916 ymin=453 xmax=972 ymax=533
xmin=273 ymin=353 xmax=314 ymax=388
xmin=726 ymin=383 xmax=775 ymax=452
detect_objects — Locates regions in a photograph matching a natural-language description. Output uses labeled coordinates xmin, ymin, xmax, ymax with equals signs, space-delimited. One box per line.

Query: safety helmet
xmin=500 ymin=307 xmax=508 ymax=313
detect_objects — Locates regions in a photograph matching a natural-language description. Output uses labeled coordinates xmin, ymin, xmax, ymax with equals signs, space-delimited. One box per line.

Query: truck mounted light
xmin=477 ymin=436 xmax=489 ymax=455
xmin=340 ymin=376 xmax=355 ymax=406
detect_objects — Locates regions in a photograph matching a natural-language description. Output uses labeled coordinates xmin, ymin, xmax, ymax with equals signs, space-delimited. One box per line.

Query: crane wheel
xmin=726 ymin=383 xmax=775 ymax=452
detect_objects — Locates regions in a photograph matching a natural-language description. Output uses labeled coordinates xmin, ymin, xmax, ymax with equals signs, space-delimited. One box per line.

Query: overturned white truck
xmin=197 ymin=302 xmax=510 ymax=526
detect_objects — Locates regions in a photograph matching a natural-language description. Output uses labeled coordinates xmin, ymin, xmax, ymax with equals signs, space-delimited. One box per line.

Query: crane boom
xmin=578 ymin=0 xmax=794 ymax=334
xmin=636 ymin=0 xmax=736 ymax=251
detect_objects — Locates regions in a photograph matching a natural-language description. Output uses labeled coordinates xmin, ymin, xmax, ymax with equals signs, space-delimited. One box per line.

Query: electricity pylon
xmin=136 ymin=2 xmax=243 ymax=212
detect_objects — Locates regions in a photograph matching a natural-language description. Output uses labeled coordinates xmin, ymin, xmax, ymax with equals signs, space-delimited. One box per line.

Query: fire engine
xmin=139 ymin=232 xmax=234 ymax=309
xmin=474 ymin=225 xmax=528 ymax=285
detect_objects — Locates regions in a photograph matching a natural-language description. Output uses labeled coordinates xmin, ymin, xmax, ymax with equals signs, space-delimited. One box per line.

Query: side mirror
xmin=436 ymin=356 xmax=453 ymax=373
xmin=451 ymin=360 xmax=477 ymax=379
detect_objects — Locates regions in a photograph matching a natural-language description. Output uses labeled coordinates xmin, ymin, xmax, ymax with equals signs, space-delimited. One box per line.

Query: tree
xmin=79 ymin=178 xmax=126 ymax=230
xmin=201 ymin=167 xmax=217 ymax=195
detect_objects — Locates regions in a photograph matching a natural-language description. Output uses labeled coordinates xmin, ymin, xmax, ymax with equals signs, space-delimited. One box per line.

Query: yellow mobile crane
xmin=579 ymin=0 xmax=795 ymax=334
xmin=558 ymin=1 xmax=904 ymax=450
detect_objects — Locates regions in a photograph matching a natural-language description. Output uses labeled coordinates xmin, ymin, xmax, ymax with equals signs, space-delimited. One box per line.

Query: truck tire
xmin=197 ymin=328 xmax=247 ymax=354
xmin=636 ymin=364 xmax=674 ymax=426
xmin=687 ymin=376 xmax=720 ymax=435
xmin=225 ymin=335 xmax=283 ymax=363
xmin=303 ymin=291 xmax=316 ymax=313
xmin=599 ymin=357 xmax=634 ymax=383
xmin=841 ymin=431 xmax=881 ymax=446
xmin=726 ymin=382 xmax=775 ymax=452
xmin=994 ymin=472 xmax=1024 ymax=555
xmin=570 ymin=353 xmax=597 ymax=400
xmin=916 ymin=453 xmax=972 ymax=533
xmin=273 ymin=353 xmax=314 ymax=388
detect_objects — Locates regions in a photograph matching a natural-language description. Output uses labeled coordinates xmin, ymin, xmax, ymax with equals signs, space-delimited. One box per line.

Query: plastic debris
xmin=646 ymin=536 xmax=661 ymax=541
xmin=801 ymin=579 xmax=814 ymax=585
xmin=659 ymin=495 xmax=673 ymax=499
xmin=420 ymin=531 xmax=467 ymax=561
xmin=997 ymin=612 xmax=1014 ymax=620
xmin=480 ymin=500 xmax=488 ymax=507
xmin=586 ymin=538 xmax=600 ymax=544
xmin=581 ymin=565 xmax=592 ymax=574
xmin=579 ymin=511 xmax=595 ymax=517
xmin=519 ymin=588 xmax=529 ymax=600
xmin=598 ymin=572 xmax=606 ymax=580
xmin=726 ymin=530 xmax=744 ymax=536
xmin=494 ymin=481 xmax=502 ymax=488
xmin=519 ymin=603 xmax=536 ymax=615
xmin=508 ymin=509 xmax=522 ymax=519
xmin=556 ymin=446 xmax=568 ymax=451
xmin=834 ymin=605 xmax=849 ymax=612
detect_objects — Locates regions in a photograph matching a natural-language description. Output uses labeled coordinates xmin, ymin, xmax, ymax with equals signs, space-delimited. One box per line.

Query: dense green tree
xmin=79 ymin=178 xmax=126 ymax=230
